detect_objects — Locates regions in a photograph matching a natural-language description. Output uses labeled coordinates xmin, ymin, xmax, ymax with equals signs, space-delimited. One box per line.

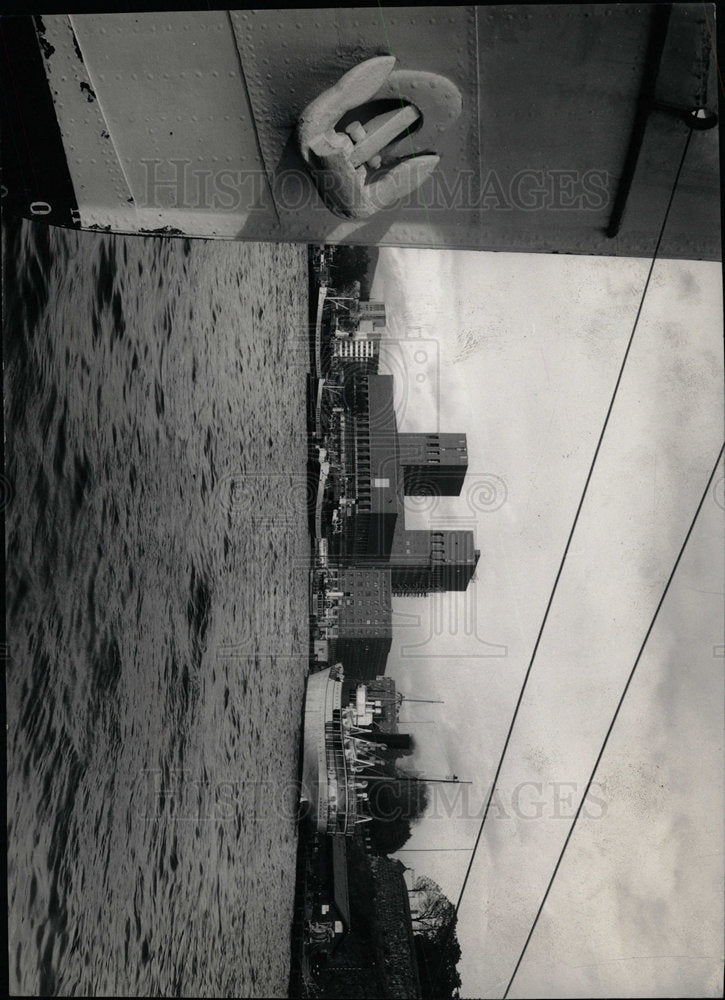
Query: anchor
xmin=297 ymin=55 xmax=462 ymax=220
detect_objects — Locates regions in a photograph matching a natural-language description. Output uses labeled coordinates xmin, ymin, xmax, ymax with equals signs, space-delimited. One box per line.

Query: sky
xmin=369 ymin=247 xmax=724 ymax=998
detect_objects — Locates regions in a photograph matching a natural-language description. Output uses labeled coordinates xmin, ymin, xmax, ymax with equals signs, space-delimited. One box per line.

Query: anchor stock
xmin=297 ymin=56 xmax=462 ymax=219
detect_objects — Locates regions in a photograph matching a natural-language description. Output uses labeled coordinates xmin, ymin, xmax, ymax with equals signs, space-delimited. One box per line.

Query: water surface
xmin=5 ymin=219 xmax=310 ymax=996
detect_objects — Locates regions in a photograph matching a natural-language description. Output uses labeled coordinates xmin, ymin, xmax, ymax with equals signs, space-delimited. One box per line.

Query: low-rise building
xmin=369 ymin=856 xmax=422 ymax=998
xmin=305 ymin=836 xmax=351 ymax=956
xmin=330 ymin=373 xmax=401 ymax=564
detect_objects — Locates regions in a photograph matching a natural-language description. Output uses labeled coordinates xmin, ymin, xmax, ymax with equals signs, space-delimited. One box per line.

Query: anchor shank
xmin=348 ymin=105 xmax=420 ymax=168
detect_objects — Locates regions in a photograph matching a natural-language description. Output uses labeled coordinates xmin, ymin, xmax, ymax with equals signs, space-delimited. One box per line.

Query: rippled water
xmin=5 ymin=219 xmax=310 ymax=996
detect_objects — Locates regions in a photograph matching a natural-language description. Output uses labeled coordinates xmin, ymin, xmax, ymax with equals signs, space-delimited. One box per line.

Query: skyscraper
xmin=398 ymin=433 xmax=468 ymax=497
xmin=388 ymin=527 xmax=480 ymax=595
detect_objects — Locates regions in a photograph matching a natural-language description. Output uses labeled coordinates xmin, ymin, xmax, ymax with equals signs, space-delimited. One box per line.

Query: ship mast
xmin=360 ymin=773 xmax=471 ymax=785
xmin=399 ymin=696 xmax=445 ymax=704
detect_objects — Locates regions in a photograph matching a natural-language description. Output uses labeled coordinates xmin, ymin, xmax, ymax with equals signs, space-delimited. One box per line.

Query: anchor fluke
xmin=297 ymin=56 xmax=460 ymax=220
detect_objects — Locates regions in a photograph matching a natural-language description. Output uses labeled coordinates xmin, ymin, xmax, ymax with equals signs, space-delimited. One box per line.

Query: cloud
xmin=374 ymin=248 xmax=723 ymax=998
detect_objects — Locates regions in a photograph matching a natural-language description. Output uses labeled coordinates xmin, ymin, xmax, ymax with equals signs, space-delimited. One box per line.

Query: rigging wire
xmin=430 ymin=123 xmax=695 ymax=993
xmin=503 ymin=441 xmax=724 ymax=998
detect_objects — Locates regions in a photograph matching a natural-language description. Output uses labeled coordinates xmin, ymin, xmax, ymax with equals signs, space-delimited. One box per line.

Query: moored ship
xmin=300 ymin=664 xmax=393 ymax=836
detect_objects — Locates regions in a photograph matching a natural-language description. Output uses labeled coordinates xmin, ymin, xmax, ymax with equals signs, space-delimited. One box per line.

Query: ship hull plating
xmin=0 ymin=5 xmax=719 ymax=257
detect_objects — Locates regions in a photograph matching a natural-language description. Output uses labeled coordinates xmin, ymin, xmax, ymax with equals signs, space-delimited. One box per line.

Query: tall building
xmin=325 ymin=567 xmax=393 ymax=681
xmin=389 ymin=527 xmax=480 ymax=596
xmin=398 ymin=433 xmax=468 ymax=497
